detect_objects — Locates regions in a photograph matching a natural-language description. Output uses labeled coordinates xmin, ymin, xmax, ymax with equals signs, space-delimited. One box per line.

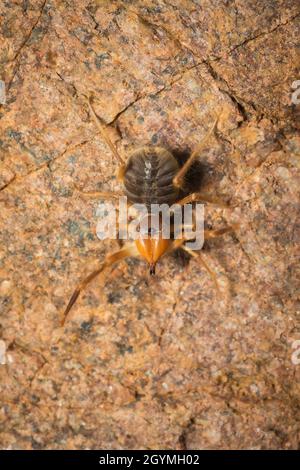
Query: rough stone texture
xmin=0 ymin=0 xmax=299 ymax=450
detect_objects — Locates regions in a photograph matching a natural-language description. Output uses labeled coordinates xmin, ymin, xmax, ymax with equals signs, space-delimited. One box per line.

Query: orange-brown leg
xmin=173 ymin=116 xmax=218 ymax=190
xmin=204 ymin=224 xmax=239 ymax=239
xmin=62 ymin=243 xmax=138 ymax=325
xmin=87 ymin=95 xmax=126 ymax=180
xmin=181 ymin=245 xmax=221 ymax=295
xmin=182 ymin=224 xmax=239 ymax=294
xmin=163 ymin=237 xmax=220 ymax=294
xmin=74 ymin=186 xmax=122 ymax=199
xmin=166 ymin=223 xmax=238 ymax=294
xmin=176 ymin=192 xmax=229 ymax=208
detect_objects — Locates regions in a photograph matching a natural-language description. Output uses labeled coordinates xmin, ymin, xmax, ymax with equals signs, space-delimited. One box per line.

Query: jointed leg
xmin=87 ymin=95 xmax=126 ymax=179
xmin=170 ymin=220 xmax=238 ymax=244
xmin=181 ymin=245 xmax=221 ymax=295
xmin=62 ymin=243 xmax=138 ymax=325
xmin=165 ymin=237 xmax=221 ymax=295
xmin=167 ymin=223 xmax=239 ymax=294
xmin=74 ymin=185 xmax=123 ymax=200
xmin=173 ymin=116 xmax=218 ymax=190
xmin=176 ymin=192 xmax=228 ymax=208
xmin=204 ymin=224 xmax=238 ymax=239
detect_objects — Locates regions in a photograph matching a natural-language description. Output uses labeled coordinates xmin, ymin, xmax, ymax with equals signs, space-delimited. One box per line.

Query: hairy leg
xmin=176 ymin=192 xmax=228 ymax=208
xmin=74 ymin=186 xmax=122 ymax=199
xmin=62 ymin=243 xmax=138 ymax=325
xmin=181 ymin=245 xmax=220 ymax=295
xmin=87 ymin=95 xmax=126 ymax=181
xmin=167 ymin=223 xmax=238 ymax=294
xmin=87 ymin=96 xmax=124 ymax=165
xmin=204 ymin=225 xmax=239 ymax=239
xmin=173 ymin=116 xmax=218 ymax=190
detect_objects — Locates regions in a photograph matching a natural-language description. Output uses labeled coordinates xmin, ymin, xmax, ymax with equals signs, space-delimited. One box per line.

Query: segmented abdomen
xmin=123 ymin=147 xmax=180 ymax=208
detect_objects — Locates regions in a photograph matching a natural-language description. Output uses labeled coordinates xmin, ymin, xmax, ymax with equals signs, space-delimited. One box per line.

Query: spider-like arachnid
xmin=63 ymin=96 xmax=237 ymax=324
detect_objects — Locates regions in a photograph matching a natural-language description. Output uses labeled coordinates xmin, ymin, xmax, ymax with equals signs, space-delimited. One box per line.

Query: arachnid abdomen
xmin=123 ymin=147 xmax=180 ymax=207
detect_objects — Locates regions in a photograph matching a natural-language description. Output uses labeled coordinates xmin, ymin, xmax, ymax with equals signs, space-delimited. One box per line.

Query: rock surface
xmin=0 ymin=0 xmax=299 ymax=449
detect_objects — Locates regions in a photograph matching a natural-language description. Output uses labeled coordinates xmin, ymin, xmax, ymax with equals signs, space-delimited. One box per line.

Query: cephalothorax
xmin=63 ymin=96 xmax=236 ymax=324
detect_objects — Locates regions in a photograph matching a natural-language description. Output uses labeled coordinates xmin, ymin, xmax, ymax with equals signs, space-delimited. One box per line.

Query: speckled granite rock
xmin=0 ymin=0 xmax=299 ymax=450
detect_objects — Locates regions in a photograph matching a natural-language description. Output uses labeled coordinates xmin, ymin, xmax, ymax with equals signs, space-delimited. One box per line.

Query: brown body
xmin=124 ymin=147 xmax=181 ymax=271
xmin=123 ymin=147 xmax=180 ymax=207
